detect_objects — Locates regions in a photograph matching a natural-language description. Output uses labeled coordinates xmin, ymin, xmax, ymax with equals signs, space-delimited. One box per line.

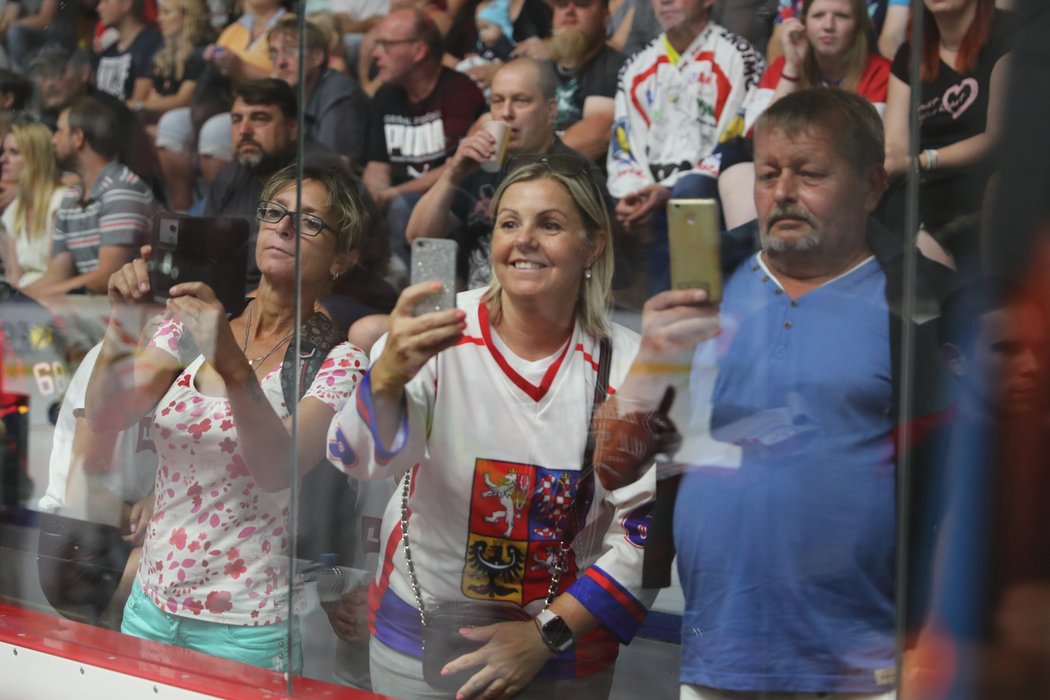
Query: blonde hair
xmin=152 ymin=0 xmax=213 ymax=83
xmin=800 ymin=0 xmax=876 ymax=91
xmin=484 ymin=159 xmax=613 ymax=339
xmin=7 ymin=121 xmax=59 ymax=244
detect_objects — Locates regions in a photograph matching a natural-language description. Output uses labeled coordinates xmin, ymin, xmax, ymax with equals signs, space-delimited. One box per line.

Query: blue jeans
xmin=121 ymin=580 xmax=303 ymax=673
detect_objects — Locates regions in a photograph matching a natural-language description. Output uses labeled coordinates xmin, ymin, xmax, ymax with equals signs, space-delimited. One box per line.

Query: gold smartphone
xmin=667 ymin=198 xmax=722 ymax=303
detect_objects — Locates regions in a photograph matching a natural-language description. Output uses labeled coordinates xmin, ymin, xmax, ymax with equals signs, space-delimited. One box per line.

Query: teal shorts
xmin=121 ymin=580 xmax=302 ymax=674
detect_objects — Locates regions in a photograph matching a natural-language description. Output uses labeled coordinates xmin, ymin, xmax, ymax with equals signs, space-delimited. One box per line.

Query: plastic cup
xmin=480 ymin=120 xmax=511 ymax=173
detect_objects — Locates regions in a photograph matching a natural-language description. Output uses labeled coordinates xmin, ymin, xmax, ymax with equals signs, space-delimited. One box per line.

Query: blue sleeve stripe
xmin=356 ymin=370 xmax=409 ymax=465
xmin=567 ymin=565 xmax=648 ymax=644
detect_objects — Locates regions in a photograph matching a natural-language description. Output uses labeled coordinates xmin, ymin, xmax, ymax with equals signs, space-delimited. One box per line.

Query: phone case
xmin=147 ymin=215 xmax=250 ymax=315
xmin=667 ymin=199 xmax=722 ymax=303
xmin=410 ymin=238 xmax=458 ymax=315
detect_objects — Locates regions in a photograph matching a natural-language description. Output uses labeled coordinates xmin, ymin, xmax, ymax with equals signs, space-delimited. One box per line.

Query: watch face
xmin=541 ymin=615 xmax=574 ymax=652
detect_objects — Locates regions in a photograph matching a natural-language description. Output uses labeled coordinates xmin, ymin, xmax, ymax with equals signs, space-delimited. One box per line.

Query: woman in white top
xmin=329 ymin=156 xmax=656 ymax=699
xmin=1 ymin=119 xmax=71 ymax=288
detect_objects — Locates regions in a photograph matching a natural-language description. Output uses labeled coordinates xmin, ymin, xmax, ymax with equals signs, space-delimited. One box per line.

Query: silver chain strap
xmin=543 ymin=543 xmax=568 ymax=607
xmin=400 ymin=471 xmax=427 ymax=628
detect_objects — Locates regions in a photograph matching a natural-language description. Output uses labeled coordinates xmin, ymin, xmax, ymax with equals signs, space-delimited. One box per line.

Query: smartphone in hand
xmin=667 ymin=199 xmax=722 ymax=304
xmin=148 ymin=215 xmax=249 ymax=314
xmin=410 ymin=238 xmax=458 ymax=316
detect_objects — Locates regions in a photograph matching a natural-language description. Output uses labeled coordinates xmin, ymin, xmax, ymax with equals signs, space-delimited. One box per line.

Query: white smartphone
xmin=410 ymin=238 xmax=458 ymax=316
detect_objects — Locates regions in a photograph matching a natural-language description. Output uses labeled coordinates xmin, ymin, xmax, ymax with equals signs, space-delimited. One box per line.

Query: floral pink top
xmin=136 ymin=319 xmax=366 ymax=625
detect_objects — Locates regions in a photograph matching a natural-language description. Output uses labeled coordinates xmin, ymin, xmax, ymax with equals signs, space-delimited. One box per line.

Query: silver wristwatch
xmin=534 ymin=608 xmax=574 ymax=654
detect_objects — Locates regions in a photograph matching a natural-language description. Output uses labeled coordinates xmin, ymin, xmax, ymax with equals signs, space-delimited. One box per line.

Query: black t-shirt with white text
xmin=366 ymin=68 xmax=486 ymax=185
xmin=95 ymin=29 xmax=164 ymax=102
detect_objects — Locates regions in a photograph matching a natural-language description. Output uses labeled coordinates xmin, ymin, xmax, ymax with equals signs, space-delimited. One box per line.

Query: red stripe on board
xmin=0 ymin=603 xmax=380 ymax=698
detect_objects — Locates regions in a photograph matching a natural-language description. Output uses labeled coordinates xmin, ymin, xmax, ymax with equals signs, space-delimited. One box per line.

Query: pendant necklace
xmin=241 ymin=301 xmax=295 ymax=369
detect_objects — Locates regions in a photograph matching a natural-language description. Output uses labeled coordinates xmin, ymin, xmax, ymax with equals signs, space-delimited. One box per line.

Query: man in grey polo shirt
xmin=25 ymin=95 xmax=158 ymax=298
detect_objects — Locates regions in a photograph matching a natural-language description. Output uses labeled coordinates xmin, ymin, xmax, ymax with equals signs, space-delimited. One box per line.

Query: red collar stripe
xmin=478 ymin=302 xmax=574 ymax=402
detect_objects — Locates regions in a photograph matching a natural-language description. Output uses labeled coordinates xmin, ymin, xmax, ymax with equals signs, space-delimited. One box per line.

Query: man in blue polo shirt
xmin=604 ymin=88 xmax=955 ymax=699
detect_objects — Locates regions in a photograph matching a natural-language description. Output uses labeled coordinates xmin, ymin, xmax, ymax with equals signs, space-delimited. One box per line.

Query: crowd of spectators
xmin=0 ymin=0 xmax=1033 ymax=697
xmin=0 ymin=0 xmax=1011 ymax=302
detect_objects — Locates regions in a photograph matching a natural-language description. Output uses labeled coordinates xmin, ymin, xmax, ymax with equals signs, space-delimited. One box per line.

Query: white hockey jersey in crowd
xmin=607 ymin=22 xmax=765 ymax=197
xmin=327 ymin=288 xmax=656 ymax=679
xmin=39 ymin=343 xmax=158 ymax=514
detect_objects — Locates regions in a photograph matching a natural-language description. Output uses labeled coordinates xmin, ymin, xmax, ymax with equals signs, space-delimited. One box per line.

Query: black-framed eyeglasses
xmin=374 ymin=37 xmax=420 ymax=51
xmin=256 ymin=200 xmax=333 ymax=237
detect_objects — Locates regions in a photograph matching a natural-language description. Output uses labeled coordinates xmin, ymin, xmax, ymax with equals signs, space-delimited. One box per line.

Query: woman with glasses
xmin=84 ymin=159 xmax=372 ymax=672
xmin=0 ymin=119 xmax=74 ymax=288
xmin=328 ymin=156 xmax=654 ymax=699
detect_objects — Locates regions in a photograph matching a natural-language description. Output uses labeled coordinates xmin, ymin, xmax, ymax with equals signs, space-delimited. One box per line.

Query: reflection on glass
xmin=906 ymin=277 xmax=1050 ymax=699
xmin=2 ymin=0 xmax=1045 ymax=696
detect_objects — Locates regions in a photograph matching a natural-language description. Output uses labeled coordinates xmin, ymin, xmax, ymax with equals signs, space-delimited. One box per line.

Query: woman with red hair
xmin=883 ymin=0 xmax=1012 ymax=258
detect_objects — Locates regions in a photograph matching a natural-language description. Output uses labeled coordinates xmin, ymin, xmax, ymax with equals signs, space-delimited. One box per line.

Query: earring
xmin=331 ymin=271 xmax=340 ymax=281
xmin=584 ymin=268 xmax=592 ymax=280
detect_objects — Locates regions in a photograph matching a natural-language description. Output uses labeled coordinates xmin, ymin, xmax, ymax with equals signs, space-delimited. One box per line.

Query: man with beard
xmin=602 ymin=89 xmax=955 ymax=699
xmin=203 ymin=78 xmax=333 ymax=292
xmin=547 ymin=0 xmax=624 ymax=163
xmin=24 ymin=95 xmax=158 ymax=298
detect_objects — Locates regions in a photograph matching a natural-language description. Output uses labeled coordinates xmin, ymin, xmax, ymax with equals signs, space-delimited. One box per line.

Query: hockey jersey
xmin=607 ymin=22 xmax=765 ymax=198
xmin=327 ymin=288 xmax=656 ymax=679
